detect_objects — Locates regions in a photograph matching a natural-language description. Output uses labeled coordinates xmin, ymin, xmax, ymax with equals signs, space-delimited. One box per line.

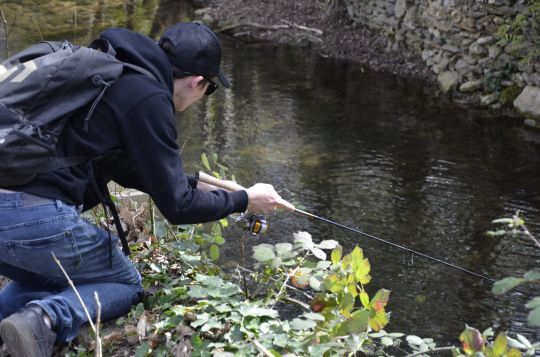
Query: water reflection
xmin=4 ymin=0 xmax=540 ymax=346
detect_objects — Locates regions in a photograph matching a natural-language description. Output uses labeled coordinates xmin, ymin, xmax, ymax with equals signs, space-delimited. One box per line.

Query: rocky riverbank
xmin=194 ymin=0 xmax=540 ymax=126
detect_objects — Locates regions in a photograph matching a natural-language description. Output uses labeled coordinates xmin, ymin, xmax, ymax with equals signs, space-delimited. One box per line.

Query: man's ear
xmin=190 ymin=76 xmax=205 ymax=88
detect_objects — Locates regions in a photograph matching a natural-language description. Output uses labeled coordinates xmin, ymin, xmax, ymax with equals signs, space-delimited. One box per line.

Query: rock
xmin=524 ymin=118 xmax=537 ymax=128
xmin=480 ymin=93 xmax=499 ymax=106
xmin=522 ymin=73 xmax=540 ymax=87
xmin=514 ymin=86 xmax=540 ymax=119
xmin=441 ymin=44 xmax=460 ymax=53
xmin=459 ymin=79 xmax=483 ymax=92
xmin=488 ymin=45 xmax=502 ymax=59
xmin=438 ymin=71 xmax=458 ymax=93
xmin=395 ymin=0 xmax=407 ymax=18
xmin=489 ymin=102 xmax=502 ymax=110
xmin=455 ymin=58 xmax=475 ymax=75
xmin=469 ymin=42 xmax=488 ymax=57
xmin=476 ymin=36 xmax=495 ymax=45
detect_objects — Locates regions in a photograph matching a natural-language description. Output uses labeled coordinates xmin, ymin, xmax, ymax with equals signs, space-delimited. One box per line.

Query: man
xmin=0 ymin=22 xmax=293 ymax=356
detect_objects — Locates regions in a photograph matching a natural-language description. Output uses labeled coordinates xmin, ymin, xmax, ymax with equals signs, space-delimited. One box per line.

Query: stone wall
xmin=343 ymin=0 xmax=540 ymax=121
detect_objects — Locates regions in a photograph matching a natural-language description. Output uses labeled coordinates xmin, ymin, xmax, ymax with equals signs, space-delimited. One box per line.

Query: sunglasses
xmin=182 ymin=71 xmax=219 ymax=96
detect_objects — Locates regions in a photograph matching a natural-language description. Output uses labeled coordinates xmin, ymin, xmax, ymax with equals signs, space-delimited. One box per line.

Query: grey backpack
xmin=0 ymin=39 xmax=153 ymax=187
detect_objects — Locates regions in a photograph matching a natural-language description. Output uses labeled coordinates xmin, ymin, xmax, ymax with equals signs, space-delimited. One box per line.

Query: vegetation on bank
xmin=44 ymin=156 xmax=539 ymax=357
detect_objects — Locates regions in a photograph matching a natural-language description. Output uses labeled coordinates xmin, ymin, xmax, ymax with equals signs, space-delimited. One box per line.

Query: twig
xmin=52 ymin=252 xmax=97 ymax=334
xmin=0 ymin=8 xmax=8 ymax=59
xmin=31 ymin=16 xmax=43 ymax=41
xmin=217 ymin=20 xmax=322 ymax=38
xmin=149 ymin=197 xmax=156 ymax=237
xmin=281 ymin=19 xmax=323 ymax=35
xmin=252 ymin=339 xmax=274 ymax=357
xmin=404 ymin=346 xmax=456 ymax=357
xmin=240 ymin=233 xmax=249 ymax=300
xmin=94 ymin=292 xmax=102 ymax=357
xmin=236 ymin=265 xmax=313 ymax=300
xmin=271 ymin=267 xmax=298 ymax=309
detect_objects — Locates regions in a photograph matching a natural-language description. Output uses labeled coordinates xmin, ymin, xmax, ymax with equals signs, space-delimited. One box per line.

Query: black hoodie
xmin=15 ymin=28 xmax=248 ymax=224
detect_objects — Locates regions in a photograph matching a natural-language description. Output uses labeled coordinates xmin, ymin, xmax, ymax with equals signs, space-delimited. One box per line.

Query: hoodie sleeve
xmin=116 ymin=92 xmax=248 ymax=225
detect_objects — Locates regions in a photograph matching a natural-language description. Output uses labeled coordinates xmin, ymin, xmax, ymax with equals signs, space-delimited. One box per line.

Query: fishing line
xmin=293 ymin=208 xmax=535 ymax=298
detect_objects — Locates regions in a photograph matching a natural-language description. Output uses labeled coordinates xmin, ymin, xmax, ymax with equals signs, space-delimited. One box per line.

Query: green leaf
xmin=492 ymin=277 xmax=525 ymax=295
xmin=238 ymin=304 xmax=278 ymax=318
xmin=407 ymin=335 xmax=424 ymax=346
xmin=135 ymin=342 xmax=150 ymax=357
xmin=310 ymin=247 xmax=326 ymax=260
xmin=252 ymin=244 xmax=275 ymax=262
xmin=209 ymin=244 xmax=219 ymax=261
xmin=526 ymin=297 xmax=540 ymax=309
xmin=493 ymin=332 xmax=508 ymax=357
xmin=369 ymin=309 xmax=388 ymax=331
xmin=339 ymin=292 xmax=355 ymax=317
xmin=324 ymin=274 xmax=346 ymax=294
xmin=381 ymin=336 xmax=394 ymax=347
xmin=524 ymin=270 xmax=540 ymax=281
xmin=528 ymin=306 xmax=540 ymax=326
xmin=360 ymin=291 xmax=370 ymax=309
xmin=290 ymin=318 xmax=317 ymax=330
xmin=275 ymin=243 xmax=296 ymax=260
xmin=347 ymin=310 xmax=370 ymax=333
xmin=309 ymin=275 xmax=324 ymax=291
xmin=331 ymin=246 xmax=342 ymax=265
xmin=486 ymin=230 xmax=508 ymax=237
xmin=188 ymin=286 xmax=208 ymax=299
xmin=201 ymin=153 xmax=211 ymax=171
xmin=214 ymin=235 xmax=225 ymax=245
xmin=293 ymin=231 xmax=314 ymax=250
xmin=317 ymin=240 xmax=339 ymax=249
xmin=354 ymin=258 xmax=371 ymax=284
xmin=303 ymin=312 xmax=325 ymax=321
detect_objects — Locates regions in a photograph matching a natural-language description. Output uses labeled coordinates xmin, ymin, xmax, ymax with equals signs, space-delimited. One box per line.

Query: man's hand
xmin=246 ymin=183 xmax=295 ymax=214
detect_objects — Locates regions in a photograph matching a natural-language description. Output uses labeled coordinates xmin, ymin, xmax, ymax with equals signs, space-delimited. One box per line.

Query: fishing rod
xmin=197 ymin=172 xmax=534 ymax=297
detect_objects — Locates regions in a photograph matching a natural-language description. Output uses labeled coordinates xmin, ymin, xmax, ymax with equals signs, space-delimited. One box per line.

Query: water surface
xmin=4 ymin=0 xmax=540 ymax=345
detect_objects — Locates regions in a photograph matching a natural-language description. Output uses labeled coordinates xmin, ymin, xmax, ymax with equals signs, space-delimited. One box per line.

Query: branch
xmin=216 ymin=20 xmax=322 ymax=39
xmin=94 ymin=292 xmax=102 ymax=357
xmin=252 ymin=339 xmax=274 ymax=357
xmin=52 ymin=252 xmax=97 ymax=334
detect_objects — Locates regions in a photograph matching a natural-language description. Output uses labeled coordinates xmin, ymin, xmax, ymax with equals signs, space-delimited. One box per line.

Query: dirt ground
xmin=206 ymin=0 xmax=436 ymax=84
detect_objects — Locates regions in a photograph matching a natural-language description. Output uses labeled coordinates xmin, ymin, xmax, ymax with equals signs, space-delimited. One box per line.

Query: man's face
xmin=172 ymin=76 xmax=209 ymax=112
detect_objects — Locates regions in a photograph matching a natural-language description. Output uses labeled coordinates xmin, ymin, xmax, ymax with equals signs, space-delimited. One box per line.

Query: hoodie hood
xmin=99 ymin=28 xmax=174 ymax=93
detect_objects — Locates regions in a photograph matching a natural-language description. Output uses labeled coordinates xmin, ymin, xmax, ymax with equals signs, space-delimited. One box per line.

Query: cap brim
xmin=218 ymin=69 xmax=231 ymax=88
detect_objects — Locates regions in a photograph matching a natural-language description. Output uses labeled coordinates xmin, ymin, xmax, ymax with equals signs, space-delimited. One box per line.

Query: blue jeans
xmin=0 ymin=191 xmax=143 ymax=342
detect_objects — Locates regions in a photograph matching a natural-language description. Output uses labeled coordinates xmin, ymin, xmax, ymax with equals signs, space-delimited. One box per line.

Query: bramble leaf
xmin=209 ymin=244 xmax=219 ymax=261
xmin=370 ymin=289 xmax=391 ymax=312
xmin=493 ymin=332 xmax=507 ymax=357
xmin=492 ymin=277 xmax=525 ymax=295
xmin=317 ymin=240 xmax=339 ymax=249
xmin=369 ymin=309 xmax=388 ymax=331
xmin=459 ymin=326 xmax=484 ymax=353
xmin=331 ymin=246 xmax=342 ymax=265
xmin=252 ymin=244 xmax=275 ymax=262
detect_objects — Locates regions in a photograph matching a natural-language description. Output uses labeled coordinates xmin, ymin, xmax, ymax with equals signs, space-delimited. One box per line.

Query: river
xmin=3 ymin=0 xmax=540 ymax=346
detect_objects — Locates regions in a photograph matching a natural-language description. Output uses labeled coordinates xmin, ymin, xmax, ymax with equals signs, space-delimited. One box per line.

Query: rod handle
xmin=197 ymin=171 xmax=246 ymax=191
xmin=197 ymin=171 xmax=295 ymax=211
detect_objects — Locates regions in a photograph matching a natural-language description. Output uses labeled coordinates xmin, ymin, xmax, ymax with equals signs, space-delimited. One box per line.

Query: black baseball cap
xmin=158 ymin=22 xmax=230 ymax=88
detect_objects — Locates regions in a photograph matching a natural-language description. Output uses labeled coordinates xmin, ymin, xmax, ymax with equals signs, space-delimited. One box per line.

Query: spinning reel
xmin=235 ymin=213 xmax=268 ymax=237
